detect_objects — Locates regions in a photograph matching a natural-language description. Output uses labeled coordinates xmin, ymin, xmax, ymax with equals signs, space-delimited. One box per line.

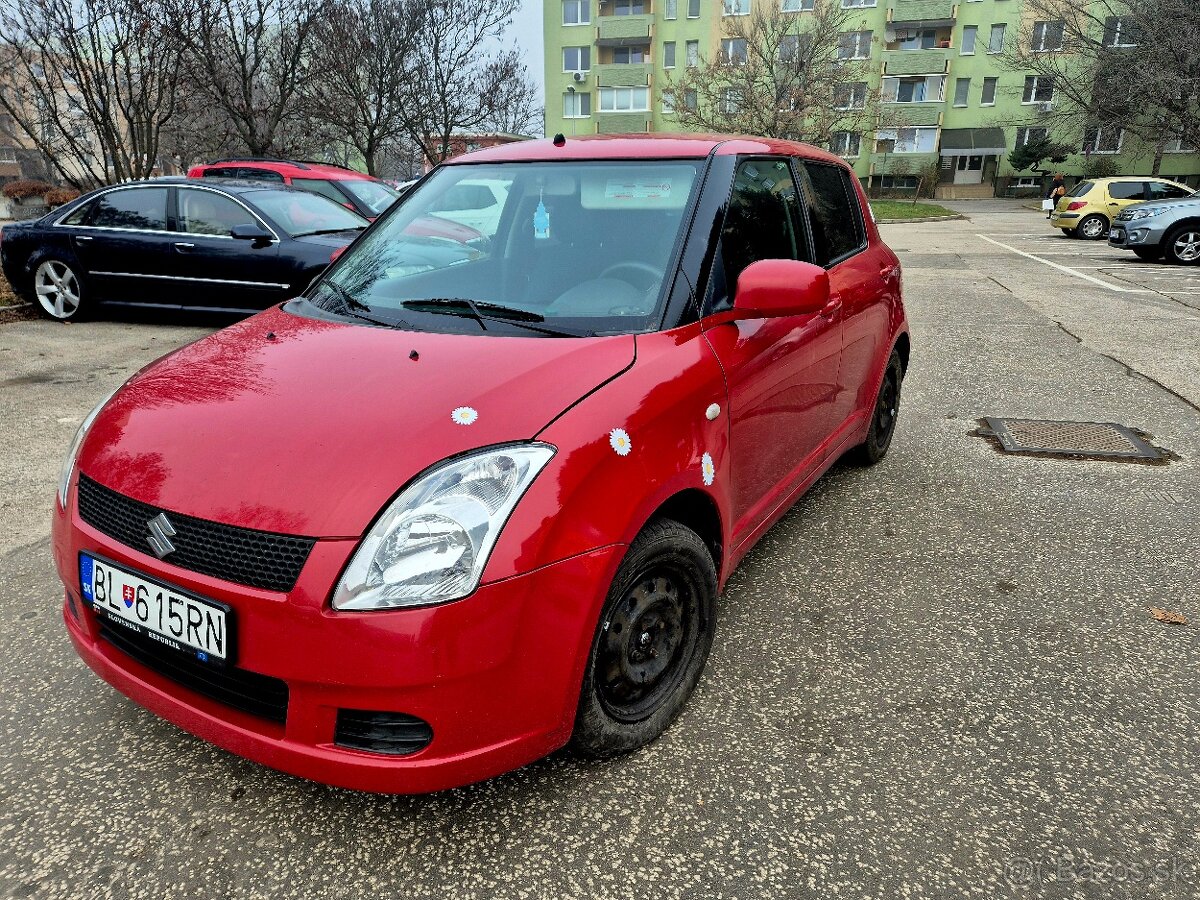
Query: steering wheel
xmin=598 ymin=261 xmax=662 ymax=293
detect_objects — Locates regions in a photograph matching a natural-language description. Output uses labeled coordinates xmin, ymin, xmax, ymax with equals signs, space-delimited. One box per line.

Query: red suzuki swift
xmin=55 ymin=135 xmax=908 ymax=793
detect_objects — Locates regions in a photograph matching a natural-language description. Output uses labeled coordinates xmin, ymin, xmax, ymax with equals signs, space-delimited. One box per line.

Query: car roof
xmin=196 ymin=159 xmax=372 ymax=180
xmin=445 ymin=133 xmax=849 ymax=167
xmin=1090 ymin=176 xmax=1191 ymax=185
xmin=149 ymin=176 xmax=306 ymax=195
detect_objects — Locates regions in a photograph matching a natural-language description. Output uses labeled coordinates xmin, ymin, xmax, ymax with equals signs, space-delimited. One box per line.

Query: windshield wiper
xmin=295 ymin=227 xmax=366 ymax=237
xmin=401 ymin=298 xmax=586 ymax=337
xmin=319 ymin=282 xmax=412 ymax=330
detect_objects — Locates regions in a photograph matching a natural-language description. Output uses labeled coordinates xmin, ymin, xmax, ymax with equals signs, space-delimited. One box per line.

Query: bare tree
xmin=0 ymin=0 xmax=188 ymax=187
xmin=660 ymin=3 xmax=877 ymax=146
xmin=167 ymin=0 xmax=327 ymax=157
xmin=1004 ymin=0 xmax=1200 ymax=175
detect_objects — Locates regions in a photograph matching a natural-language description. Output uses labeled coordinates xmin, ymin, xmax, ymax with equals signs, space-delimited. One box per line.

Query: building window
xmin=1021 ymin=75 xmax=1054 ymax=104
xmin=1166 ymin=133 xmax=1197 ymax=153
xmin=831 ymin=131 xmax=861 ymax=157
xmin=1082 ymin=126 xmax=1123 ymax=154
xmin=686 ymin=40 xmax=699 ymax=65
xmin=612 ymin=46 xmax=645 ymax=63
xmin=721 ymin=37 xmax=748 ymax=62
xmin=895 ymin=28 xmax=938 ymax=50
xmin=723 ymin=0 xmax=749 ymax=14
xmin=875 ymin=127 xmax=938 ymax=153
xmin=834 ymin=82 xmax=867 ymax=109
xmin=877 ymin=175 xmax=919 ymax=190
xmin=563 ymin=92 xmax=592 ymax=118
xmin=0 ymin=147 xmax=17 ymax=163
xmin=1031 ymin=20 xmax=1064 ymax=52
xmin=599 ymin=86 xmax=650 ymax=111
xmin=562 ymin=0 xmax=590 ymax=25
xmin=881 ymin=75 xmax=945 ymax=103
xmin=838 ymin=30 xmax=872 ymax=59
xmin=841 ymin=0 xmax=875 ymax=7
xmin=961 ymin=25 xmax=977 ymax=54
xmin=612 ymin=0 xmax=644 ymax=13
xmin=687 ymin=0 xmax=700 ymax=17
xmin=782 ymin=0 xmax=815 ymax=9
xmin=684 ymin=89 xmax=698 ymax=109
xmin=953 ymin=77 xmax=970 ymax=106
xmin=981 ymin=76 xmax=998 ymax=105
xmin=988 ymin=24 xmax=1006 ymax=53
xmin=721 ymin=88 xmax=742 ymax=113
xmin=1015 ymin=127 xmax=1048 ymax=147
xmin=665 ymin=0 xmax=677 ymax=17
xmin=1103 ymin=16 xmax=1137 ymax=47
xmin=563 ymin=46 xmax=591 ymax=71
xmin=663 ymin=41 xmax=676 ymax=67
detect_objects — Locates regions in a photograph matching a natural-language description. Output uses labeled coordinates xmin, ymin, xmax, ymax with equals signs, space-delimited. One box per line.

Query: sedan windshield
xmin=250 ymin=189 xmax=368 ymax=237
xmin=340 ymin=179 xmax=401 ymax=215
xmin=308 ymin=160 xmax=703 ymax=336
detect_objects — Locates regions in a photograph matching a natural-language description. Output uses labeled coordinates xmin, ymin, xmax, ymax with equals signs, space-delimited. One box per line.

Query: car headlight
xmin=58 ymin=387 xmax=120 ymax=509
xmin=1126 ymin=207 xmax=1166 ymax=220
xmin=332 ymin=444 xmax=555 ymax=610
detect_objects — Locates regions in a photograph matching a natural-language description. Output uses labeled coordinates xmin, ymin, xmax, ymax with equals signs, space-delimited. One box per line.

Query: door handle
xmin=174 ymin=242 xmax=195 ymax=251
xmin=75 ymin=235 xmax=92 ymax=242
xmin=819 ymin=298 xmax=842 ymax=319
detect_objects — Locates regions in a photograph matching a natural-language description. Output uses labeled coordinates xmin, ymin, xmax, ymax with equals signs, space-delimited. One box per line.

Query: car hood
xmin=291 ymin=230 xmax=363 ymax=249
xmin=78 ymin=305 xmax=635 ymax=538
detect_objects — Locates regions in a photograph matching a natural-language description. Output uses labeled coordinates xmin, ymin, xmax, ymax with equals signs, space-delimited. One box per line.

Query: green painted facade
xmin=543 ymin=0 xmax=1200 ymax=193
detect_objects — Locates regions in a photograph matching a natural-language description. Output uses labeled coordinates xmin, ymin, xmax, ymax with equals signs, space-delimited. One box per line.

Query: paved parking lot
xmin=2 ymin=201 xmax=1199 ymax=898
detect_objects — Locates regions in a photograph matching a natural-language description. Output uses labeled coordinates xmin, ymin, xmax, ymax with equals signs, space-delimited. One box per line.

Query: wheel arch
xmin=646 ymin=488 xmax=724 ymax=579
xmin=893 ymin=331 xmax=911 ymax=375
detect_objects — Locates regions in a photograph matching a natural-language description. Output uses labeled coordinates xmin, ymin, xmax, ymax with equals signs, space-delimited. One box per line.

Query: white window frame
xmin=959 ymin=25 xmax=977 ymax=54
xmin=981 ymin=76 xmax=998 ymax=105
xmin=611 ymin=46 xmax=646 ymax=64
xmin=841 ymin=0 xmax=876 ymax=7
xmin=834 ymin=82 xmax=868 ymax=110
xmin=953 ymin=77 xmax=970 ymax=107
xmin=782 ymin=0 xmax=815 ymax=9
xmin=831 ymin=131 xmax=861 ymax=158
xmin=685 ymin=40 xmax=700 ymax=66
xmin=1014 ymin=176 xmax=1039 ymax=187
xmin=1021 ymin=75 xmax=1054 ymax=104
xmin=1166 ymin=134 xmax=1197 ymax=154
xmin=1031 ymin=20 xmax=1064 ymax=52
xmin=663 ymin=41 xmax=676 ymax=68
xmin=562 ymin=46 xmax=591 ymax=72
xmin=838 ymin=30 xmax=873 ymax=60
xmin=562 ymin=0 xmax=591 ymax=25
xmin=721 ymin=37 xmax=748 ymax=62
xmin=1082 ymin=126 xmax=1124 ymax=154
xmin=1015 ymin=126 xmax=1048 ymax=147
xmin=599 ymin=86 xmax=650 ymax=112
xmin=665 ymin=0 xmax=678 ymax=17
xmin=987 ymin=24 xmax=1006 ymax=54
xmin=1103 ymin=16 xmax=1136 ymax=48
xmin=687 ymin=0 xmax=700 ymax=17
xmin=875 ymin=126 xmax=938 ymax=153
xmin=723 ymin=0 xmax=750 ymax=15
xmin=881 ymin=74 xmax=945 ymax=104
xmin=563 ymin=91 xmax=592 ymax=118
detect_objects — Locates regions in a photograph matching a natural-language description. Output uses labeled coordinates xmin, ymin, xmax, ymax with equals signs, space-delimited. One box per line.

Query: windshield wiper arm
xmin=320 ymin=282 xmax=414 ymax=330
xmin=295 ymin=227 xmax=366 ymax=237
xmin=401 ymin=297 xmax=489 ymax=331
xmin=400 ymin=298 xmax=586 ymax=337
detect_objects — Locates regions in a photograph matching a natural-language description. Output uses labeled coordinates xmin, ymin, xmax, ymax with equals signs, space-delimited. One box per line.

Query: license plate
xmin=80 ymin=554 xmax=233 ymax=665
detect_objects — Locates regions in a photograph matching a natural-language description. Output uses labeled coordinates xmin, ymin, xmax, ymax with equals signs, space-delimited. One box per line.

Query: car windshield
xmin=249 ymin=189 xmax=368 ymax=236
xmin=340 ymin=179 xmax=401 ymax=215
xmin=305 ymin=160 xmax=703 ymax=336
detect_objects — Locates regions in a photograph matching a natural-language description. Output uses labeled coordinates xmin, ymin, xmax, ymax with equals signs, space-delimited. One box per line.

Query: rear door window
xmin=86 ymin=187 xmax=169 ymax=230
xmin=177 ymin=189 xmax=259 ymax=236
xmin=801 ymin=162 xmax=865 ymax=266
xmin=1107 ymin=182 xmax=1146 ymax=201
xmin=293 ymin=178 xmax=353 ymax=205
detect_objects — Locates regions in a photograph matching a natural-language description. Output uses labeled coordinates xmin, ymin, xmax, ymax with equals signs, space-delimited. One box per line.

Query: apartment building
xmin=542 ymin=0 xmax=1200 ymax=197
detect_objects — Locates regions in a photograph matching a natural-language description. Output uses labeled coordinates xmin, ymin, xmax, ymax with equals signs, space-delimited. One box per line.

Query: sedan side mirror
xmin=733 ymin=259 xmax=830 ymax=318
xmin=230 ymin=223 xmax=274 ymax=243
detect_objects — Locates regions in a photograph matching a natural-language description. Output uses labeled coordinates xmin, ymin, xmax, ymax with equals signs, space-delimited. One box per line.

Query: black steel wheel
xmin=571 ymin=518 xmax=717 ymax=757
xmin=851 ymin=349 xmax=904 ymax=465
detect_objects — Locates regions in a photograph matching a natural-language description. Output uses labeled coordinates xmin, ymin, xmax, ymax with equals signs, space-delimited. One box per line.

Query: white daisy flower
xmin=701 ymin=452 xmax=715 ymax=486
xmin=451 ymin=406 xmax=478 ymax=426
xmin=609 ymin=428 xmax=632 ymax=456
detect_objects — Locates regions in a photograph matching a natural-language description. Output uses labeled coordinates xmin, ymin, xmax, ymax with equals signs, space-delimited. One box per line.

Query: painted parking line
xmin=976 ymin=234 xmax=1152 ymax=293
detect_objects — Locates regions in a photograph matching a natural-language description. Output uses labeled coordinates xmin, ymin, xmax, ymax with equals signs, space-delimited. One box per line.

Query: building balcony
xmin=593 ymin=62 xmax=653 ymax=86
xmin=595 ymin=111 xmax=651 ymax=133
xmin=880 ymin=48 xmax=951 ymax=75
xmin=887 ymin=0 xmax=956 ymax=25
xmin=879 ymin=105 xmax=944 ymax=127
xmin=596 ymin=15 xmax=652 ymax=45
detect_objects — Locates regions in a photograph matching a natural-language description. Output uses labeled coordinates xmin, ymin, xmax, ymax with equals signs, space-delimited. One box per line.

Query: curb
xmin=875 ymin=214 xmax=965 ymax=224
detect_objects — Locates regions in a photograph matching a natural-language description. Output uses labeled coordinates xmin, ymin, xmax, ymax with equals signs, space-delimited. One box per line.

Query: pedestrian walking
xmin=1044 ymin=173 xmax=1066 ymax=218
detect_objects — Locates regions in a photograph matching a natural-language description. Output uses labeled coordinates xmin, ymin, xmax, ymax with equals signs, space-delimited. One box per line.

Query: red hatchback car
xmin=56 ymin=135 xmax=908 ymax=793
xmin=187 ymin=158 xmax=401 ymax=220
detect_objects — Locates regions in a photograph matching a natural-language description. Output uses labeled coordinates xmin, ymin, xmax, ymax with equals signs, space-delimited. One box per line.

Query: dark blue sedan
xmin=0 ymin=178 xmax=368 ymax=320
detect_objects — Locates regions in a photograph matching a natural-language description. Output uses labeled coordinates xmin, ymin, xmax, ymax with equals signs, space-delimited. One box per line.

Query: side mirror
xmin=230 ymin=223 xmax=274 ymax=243
xmin=733 ymin=259 xmax=829 ymax=318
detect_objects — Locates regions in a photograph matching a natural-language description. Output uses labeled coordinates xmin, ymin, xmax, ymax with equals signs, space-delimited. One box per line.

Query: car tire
xmin=1061 ymin=228 xmax=1075 ymax=237
xmin=1077 ymin=214 xmax=1108 ymax=240
xmin=1163 ymin=225 xmax=1200 ymax=265
xmin=1132 ymin=247 xmax=1163 ymax=262
xmin=570 ymin=517 xmax=717 ymax=758
xmin=851 ymin=350 xmax=904 ymax=466
xmin=30 ymin=258 xmax=88 ymax=321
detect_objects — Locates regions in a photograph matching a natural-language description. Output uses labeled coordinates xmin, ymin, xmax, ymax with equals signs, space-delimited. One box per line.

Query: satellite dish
xmin=573 ymin=71 xmax=585 ymax=83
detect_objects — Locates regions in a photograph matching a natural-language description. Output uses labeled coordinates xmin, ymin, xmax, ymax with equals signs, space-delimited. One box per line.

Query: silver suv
xmin=1109 ymin=193 xmax=1200 ymax=263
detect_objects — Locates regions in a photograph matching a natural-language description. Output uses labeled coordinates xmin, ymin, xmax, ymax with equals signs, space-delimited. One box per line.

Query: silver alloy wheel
xmin=34 ymin=260 xmax=82 ymax=319
xmin=1173 ymin=231 xmax=1200 ymax=263
xmin=1079 ymin=215 xmax=1107 ymax=239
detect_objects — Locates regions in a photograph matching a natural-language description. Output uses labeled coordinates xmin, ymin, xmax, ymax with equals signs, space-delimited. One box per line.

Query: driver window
xmin=177 ymin=189 xmax=258 ymax=236
xmin=714 ymin=159 xmax=807 ymax=309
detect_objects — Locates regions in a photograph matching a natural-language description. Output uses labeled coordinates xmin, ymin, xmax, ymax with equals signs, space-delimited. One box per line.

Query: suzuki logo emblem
xmin=146 ymin=513 xmax=177 ymax=559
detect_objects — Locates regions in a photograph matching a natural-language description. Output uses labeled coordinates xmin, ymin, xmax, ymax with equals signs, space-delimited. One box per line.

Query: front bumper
xmin=55 ymin=491 xmax=622 ymax=793
xmin=1108 ymin=219 xmax=1169 ymax=250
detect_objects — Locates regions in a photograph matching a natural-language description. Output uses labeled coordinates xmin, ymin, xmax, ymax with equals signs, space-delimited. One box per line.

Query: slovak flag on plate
xmin=122 ymin=584 xmax=135 ymax=607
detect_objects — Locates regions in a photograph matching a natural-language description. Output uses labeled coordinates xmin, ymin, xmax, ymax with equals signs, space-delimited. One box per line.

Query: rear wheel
xmin=1077 ymin=214 xmax=1108 ymax=240
xmin=1132 ymin=247 xmax=1163 ymax=262
xmin=32 ymin=259 xmax=87 ymax=321
xmin=1061 ymin=228 xmax=1074 ymax=237
xmin=570 ymin=518 xmax=717 ymax=758
xmin=1163 ymin=226 xmax=1200 ymax=265
xmin=851 ymin=350 xmax=904 ymax=466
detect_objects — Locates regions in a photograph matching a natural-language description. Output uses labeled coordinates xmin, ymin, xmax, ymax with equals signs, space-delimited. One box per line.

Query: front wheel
xmin=1163 ymin=226 xmax=1200 ymax=265
xmin=1132 ymin=246 xmax=1163 ymax=262
xmin=1077 ymin=214 xmax=1109 ymax=240
xmin=32 ymin=258 xmax=87 ymax=320
xmin=570 ymin=518 xmax=717 ymax=758
xmin=850 ymin=350 xmax=904 ymax=466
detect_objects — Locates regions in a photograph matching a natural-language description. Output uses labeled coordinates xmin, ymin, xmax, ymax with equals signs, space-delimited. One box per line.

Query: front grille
xmin=78 ymin=475 xmax=315 ymax=592
xmin=99 ymin=620 xmax=289 ymax=723
xmin=335 ymin=710 xmax=433 ymax=756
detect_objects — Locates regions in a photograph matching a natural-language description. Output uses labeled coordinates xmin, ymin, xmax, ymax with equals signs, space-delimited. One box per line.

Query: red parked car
xmin=56 ymin=135 xmax=908 ymax=793
xmin=187 ymin=158 xmax=401 ymax=220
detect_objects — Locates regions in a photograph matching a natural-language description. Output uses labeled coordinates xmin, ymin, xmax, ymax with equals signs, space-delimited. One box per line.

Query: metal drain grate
xmin=980 ymin=418 xmax=1166 ymax=461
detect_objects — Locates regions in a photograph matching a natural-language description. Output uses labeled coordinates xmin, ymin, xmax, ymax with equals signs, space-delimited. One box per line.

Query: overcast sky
xmin=505 ymin=0 xmax=546 ymax=133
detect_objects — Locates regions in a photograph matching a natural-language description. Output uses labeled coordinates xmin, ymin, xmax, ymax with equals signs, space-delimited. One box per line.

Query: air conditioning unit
xmin=573 ymin=70 xmax=586 ymax=83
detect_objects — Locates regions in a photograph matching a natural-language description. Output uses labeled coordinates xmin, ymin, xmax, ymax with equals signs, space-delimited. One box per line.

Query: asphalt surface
xmin=2 ymin=201 xmax=1199 ymax=899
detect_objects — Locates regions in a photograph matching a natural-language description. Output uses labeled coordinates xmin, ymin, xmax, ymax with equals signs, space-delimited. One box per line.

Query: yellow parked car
xmin=1050 ymin=176 xmax=1194 ymax=239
